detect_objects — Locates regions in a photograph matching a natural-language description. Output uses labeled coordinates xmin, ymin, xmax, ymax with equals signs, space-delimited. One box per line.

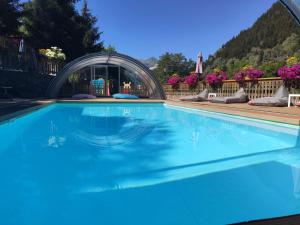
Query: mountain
xmin=139 ymin=57 xmax=158 ymax=69
xmin=204 ymin=2 xmax=300 ymax=78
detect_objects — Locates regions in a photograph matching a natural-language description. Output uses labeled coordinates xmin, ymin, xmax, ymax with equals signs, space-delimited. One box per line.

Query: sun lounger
xmin=248 ymin=85 xmax=289 ymax=107
xmin=210 ymin=88 xmax=248 ymax=104
xmin=112 ymin=93 xmax=139 ymax=99
xmin=72 ymin=94 xmax=96 ymax=100
xmin=180 ymin=89 xmax=209 ymax=102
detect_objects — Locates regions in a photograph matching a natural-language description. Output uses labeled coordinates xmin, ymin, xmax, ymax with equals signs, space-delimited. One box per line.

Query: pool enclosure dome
xmin=46 ymin=52 xmax=166 ymax=99
xmin=281 ymin=0 xmax=300 ymax=24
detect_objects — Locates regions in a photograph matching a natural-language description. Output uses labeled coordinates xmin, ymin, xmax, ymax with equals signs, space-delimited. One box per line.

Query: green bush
xmin=260 ymin=61 xmax=285 ymax=78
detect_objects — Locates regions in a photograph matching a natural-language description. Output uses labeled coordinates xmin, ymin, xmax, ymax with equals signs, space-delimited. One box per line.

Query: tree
xmin=205 ymin=2 xmax=300 ymax=77
xmin=260 ymin=61 xmax=285 ymax=78
xmin=79 ymin=0 xmax=103 ymax=53
xmin=103 ymin=44 xmax=117 ymax=54
xmin=22 ymin=0 xmax=81 ymax=59
xmin=153 ymin=52 xmax=196 ymax=83
xmin=0 ymin=0 xmax=20 ymax=36
xmin=68 ymin=73 xmax=80 ymax=94
xmin=21 ymin=0 xmax=103 ymax=60
xmin=281 ymin=33 xmax=300 ymax=55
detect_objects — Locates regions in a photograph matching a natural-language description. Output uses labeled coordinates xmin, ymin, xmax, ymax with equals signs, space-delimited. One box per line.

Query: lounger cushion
xmin=180 ymin=89 xmax=209 ymax=101
xmin=248 ymin=97 xmax=288 ymax=107
xmin=113 ymin=93 xmax=139 ymax=99
xmin=210 ymin=88 xmax=248 ymax=104
xmin=248 ymin=85 xmax=289 ymax=107
xmin=273 ymin=85 xmax=289 ymax=98
xmin=72 ymin=94 xmax=96 ymax=100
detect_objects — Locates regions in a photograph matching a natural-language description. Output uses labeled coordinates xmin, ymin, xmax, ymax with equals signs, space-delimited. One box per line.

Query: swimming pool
xmin=0 ymin=103 xmax=300 ymax=225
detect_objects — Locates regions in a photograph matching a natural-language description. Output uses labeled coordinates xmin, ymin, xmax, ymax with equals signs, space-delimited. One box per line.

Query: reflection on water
xmin=71 ymin=106 xmax=160 ymax=147
xmin=0 ymin=103 xmax=300 ymax=225
xmin=292 ymin=167 xmax=300 ymax=198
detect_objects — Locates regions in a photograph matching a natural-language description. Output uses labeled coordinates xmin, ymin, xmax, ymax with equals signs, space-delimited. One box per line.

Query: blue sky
xmin=85 ymin=0 xmax=278 ymax=60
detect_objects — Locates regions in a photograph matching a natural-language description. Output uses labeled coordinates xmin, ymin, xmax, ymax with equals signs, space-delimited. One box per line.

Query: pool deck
xmin=165 ymin=100 xmax=300 ymax=126
xmin=1 ymin=98 xmax=300 ymax=126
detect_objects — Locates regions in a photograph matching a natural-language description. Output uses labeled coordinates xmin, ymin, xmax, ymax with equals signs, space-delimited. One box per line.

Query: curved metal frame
xmin=46 ymin=52 xmax=166 ymax=99
xmin=280 ymin=0 xmax=300 ymax=24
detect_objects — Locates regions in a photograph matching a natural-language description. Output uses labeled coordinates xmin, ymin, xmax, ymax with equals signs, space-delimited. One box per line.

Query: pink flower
xmin=234 ymin=68 xmax=263 ymax=82
xmin=206 ymin=74 xmax=218 ymax=85
xmin=205 ymin=71 xmax=227 ymax=88
xmin=218 ymin=71 xmax=228 ymax=81
xmin=167 ymin=75 xmax=181 ymax=88
xmin=234 ymin=71 xmax=246 ymax=82
xmin=246 ymin=68 xmax=264 ymax=80
xmin=184 ymin=73 xmax=198 ymax=88
xmin=278 ymin=64 xmax=300 ymax=81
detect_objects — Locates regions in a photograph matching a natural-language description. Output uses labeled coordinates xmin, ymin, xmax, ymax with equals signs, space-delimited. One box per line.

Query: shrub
xmin=278 ymin=64 xmax=300 ymax=88
xmin=205 ymin=69 xmax=228 ymax=90
xmin=39 ymin=47 xmax=66 ymax=60
xmin=286 ymin=56 xmax=298 ymax=67
xmin=260 ymin=61 xmax=285 ymax=78
xmin=246 ymin=68 xmax=264 ymax=80
xmin=234 ymin=66 xmax=263 ymax=87
xmin=167 ymin=74 xmax=181 ymax=89
xmin=184 ymin=73 xmax=198 ymax=90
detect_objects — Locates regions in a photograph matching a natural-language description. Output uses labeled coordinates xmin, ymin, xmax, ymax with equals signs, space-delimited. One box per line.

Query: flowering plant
xmin=278 ymin=64 xmax=300 ymax=88
xmin=39 ymin=47 xmax=66 ymax=60
xmin=286 ymin=56 xmax=298 ymax=67
xmin=233 ymin=70 xmax=247 ymax=83
xmin=184 ymin=73 xmax=198 ymax=90
xmin=167 ymin=74 xmax=181 ymax=89
xmin=234 ymin=66 xmax=263 ymax=87
xmin=246 ymin=68 xmax=264 ymax=80
xmin=205 ymin=69 xmax=228 ymax=90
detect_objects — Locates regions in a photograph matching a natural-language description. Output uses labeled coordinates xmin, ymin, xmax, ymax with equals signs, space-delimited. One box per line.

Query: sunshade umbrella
xmin=19 ymin=38 xmax=25 ymax=53
xmin=195 ymin=51 xmax=203 ymax=76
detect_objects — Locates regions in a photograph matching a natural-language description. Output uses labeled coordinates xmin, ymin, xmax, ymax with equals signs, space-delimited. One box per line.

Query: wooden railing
xmin=163 ymin=78 xmax=298 ymax=100
xmin=0 ymin=51 xmax=64 ymax=75
xmin=120 ymin=85 xmax=149 ymax=97
xmin=0 ymin=37 xmax=64 ymax=75
xmin=37 ymin=58 xmax=65 ymax=75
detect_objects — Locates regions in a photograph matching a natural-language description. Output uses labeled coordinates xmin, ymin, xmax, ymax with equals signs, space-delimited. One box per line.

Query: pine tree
xmin=21 ymin=0 xmax=103 ymax=60
xmin=0 ymin=0 xmax=20 ymax=36
xmin=79 ymin=0 xmax=103 ymax=53
xmin=22 ymin=0 xmax=83 ymax=59
xmin=103 ymin=44 xmax=117 ymax=54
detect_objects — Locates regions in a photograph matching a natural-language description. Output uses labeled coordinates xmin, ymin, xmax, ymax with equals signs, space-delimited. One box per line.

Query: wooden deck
xmin=165 ymin=100 xmax=300 ymax=126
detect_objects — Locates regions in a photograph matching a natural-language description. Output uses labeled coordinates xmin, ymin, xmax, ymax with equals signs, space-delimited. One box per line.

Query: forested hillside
xmin=204 ymin=2 xmax=300 ymax=78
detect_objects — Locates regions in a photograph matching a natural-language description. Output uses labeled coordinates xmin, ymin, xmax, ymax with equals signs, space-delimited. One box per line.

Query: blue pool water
xmin=1 ymin=103 xmax=300 ymax=225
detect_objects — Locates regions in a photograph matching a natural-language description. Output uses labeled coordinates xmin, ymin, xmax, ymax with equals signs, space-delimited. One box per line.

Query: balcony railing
xmin=0 ymin=51 xmax=64 ymax=75
xmin=0 ymin=37 xmax=64 ymax=75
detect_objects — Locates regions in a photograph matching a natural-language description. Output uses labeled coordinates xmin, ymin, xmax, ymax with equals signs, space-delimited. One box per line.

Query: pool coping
xmin=165 ymin=103 xmax=300 ymax=129
xmin=0 ymin=98 xmax=300 ymax=128
xmin=232 ymin=213 xmax=300 ymax=225
xmin=165 ymin=100 xmax=300 ymax=127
